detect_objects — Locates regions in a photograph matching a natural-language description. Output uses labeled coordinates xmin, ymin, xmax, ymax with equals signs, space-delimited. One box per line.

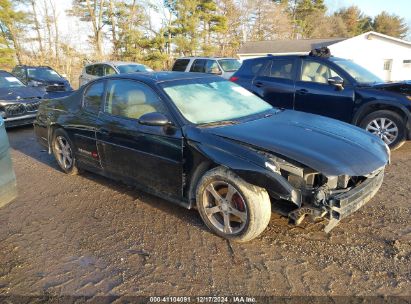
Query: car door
xmin=251 ymin=58 xmax=297 ymax=109
xmin=294 ymin=58 xmax=355 ymax=123
xmin=70 ymin=80 xmax=106 ymax=169
xmin=96 ymin=79 xmax=183 ymax=199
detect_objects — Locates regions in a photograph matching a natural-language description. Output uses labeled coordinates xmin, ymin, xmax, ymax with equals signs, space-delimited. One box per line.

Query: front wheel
xmin=196 ymin=167 xmax=271 ymax=242
xmin=360 ymin=110 xmax=406 ymax=150
xmin=52 ymin=129 xmax=79 ymax=175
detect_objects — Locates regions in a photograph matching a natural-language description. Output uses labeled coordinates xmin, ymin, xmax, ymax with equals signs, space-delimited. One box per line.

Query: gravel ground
xmin=0 ymin=126 xmax=410 ymax=298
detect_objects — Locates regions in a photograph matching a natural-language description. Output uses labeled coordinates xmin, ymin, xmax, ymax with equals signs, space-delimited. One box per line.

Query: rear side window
xmin=172 ymin=59 xmax=190 ymax=72
xmin=85 ymin=65 xmax=95 ymax=75
xmin=261 ymin=59 xmax=295 ymax=80
xmin=237 ymin=58 xmax=267 ymax=76
xmin=190 ymin=59 xmax=207 ymax=73
xmin=83 ymin=81 xmax=104 ymax=113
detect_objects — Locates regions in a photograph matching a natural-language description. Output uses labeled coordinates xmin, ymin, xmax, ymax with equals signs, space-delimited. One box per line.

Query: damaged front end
xmin=265 ymin=155 xmax=384 ymax=232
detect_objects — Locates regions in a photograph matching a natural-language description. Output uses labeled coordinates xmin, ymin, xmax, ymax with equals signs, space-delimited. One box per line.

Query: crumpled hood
xmin=206 ymin=110 xmax=389 ymax=176
xmin=370 ymin=81 xmax=411 ymax=95
xmin=0 ymin=87 xmax=44 ymax=101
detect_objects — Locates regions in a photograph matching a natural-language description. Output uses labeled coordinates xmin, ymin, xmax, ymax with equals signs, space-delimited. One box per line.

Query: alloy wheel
xmin=202 ymin=181 xmax=248 ymax=235
xmin=366 ymin=118 xmax=398 ymax=145
xmin=54 ymin=136 xmax=73 ymax=170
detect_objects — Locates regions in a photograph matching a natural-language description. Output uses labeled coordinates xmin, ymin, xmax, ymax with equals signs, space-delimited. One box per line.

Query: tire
xmin=52 ymin=129 xmax=79 ymax=175
xmin=196 ymin=166 xmax=271 ymax=242
xmin=359 ymin=110 xmax=406 ymax=150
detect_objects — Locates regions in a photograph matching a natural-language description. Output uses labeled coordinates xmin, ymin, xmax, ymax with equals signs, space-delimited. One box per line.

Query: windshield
xmin=27 ymin=68 xmax=62 ymax=81
xmin=0 ymin=75 xmax=25 ymax=88
xmin=218 ymin=59 xmax=241 ymax=72
xmin=332 ymin=59 xmax=383 ymax=84
xmin=117 ymin=64 xmax=154 ymax=73
xmin=162 ymin=79 xmax=272 ymax=124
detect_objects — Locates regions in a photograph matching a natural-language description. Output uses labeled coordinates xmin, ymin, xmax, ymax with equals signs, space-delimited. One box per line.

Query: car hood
xmin=369 ymin=81 xmax=411 ymax=95
xmin=205 ymin=110 xmax=389 ymax=176
xmin=0 ymin=86 xmax=44 ymax=101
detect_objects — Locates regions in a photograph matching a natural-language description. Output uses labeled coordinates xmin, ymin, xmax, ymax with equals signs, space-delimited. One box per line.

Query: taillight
xmin=229 ymin=76 xmax=239 ymax=82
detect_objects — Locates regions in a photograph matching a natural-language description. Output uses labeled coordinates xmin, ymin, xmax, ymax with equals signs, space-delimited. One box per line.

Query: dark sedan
xmin=0 ymin=70 xmax=44 ymax=127
xmin=34 ymin=72 xmax=389 ymax=242
xmin=12 ymin=65 xmax=73 ymax=99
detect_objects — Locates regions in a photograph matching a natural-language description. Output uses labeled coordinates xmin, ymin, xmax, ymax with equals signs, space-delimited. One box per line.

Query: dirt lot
xmin=0 ymin=126 xmax=410 ymax=298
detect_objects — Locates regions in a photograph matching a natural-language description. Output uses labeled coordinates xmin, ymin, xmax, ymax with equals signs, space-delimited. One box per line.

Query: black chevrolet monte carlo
xmin=34 ymin=72 xmax=390 ymax=242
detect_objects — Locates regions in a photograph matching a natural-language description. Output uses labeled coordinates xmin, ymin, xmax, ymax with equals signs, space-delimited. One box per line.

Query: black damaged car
xmin=0 ymin=70 xmax=44 ymax=127
xmin=34 ymin=72 xmax=389 ymax=242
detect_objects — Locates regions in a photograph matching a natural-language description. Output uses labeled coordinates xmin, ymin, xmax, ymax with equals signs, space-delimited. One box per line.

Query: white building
xmin=237 ymin=32 xmax=411 ymax=82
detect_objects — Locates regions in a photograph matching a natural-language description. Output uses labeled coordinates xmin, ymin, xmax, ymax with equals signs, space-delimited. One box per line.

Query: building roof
xmin=238 ymin=32 xmax=411 ymax=55
xmin=238 ymin=38 xmax=346 ymax=55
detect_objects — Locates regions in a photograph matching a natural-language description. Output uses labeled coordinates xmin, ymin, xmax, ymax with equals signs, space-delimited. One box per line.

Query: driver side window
xmin=301 ymin=60 xmax=341 ymax=84
xmin=104 ymin=80 xmax=167 ymax=120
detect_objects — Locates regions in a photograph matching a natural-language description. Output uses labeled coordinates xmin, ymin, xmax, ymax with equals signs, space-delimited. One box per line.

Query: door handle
xmin=254 ymin=82 xmax=264 ymax=88
xmin=296 ymin=89 xmax=309 ymax=95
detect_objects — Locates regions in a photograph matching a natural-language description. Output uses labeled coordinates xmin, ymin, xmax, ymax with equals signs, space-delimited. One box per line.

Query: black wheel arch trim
xmin=187 ymin=142 xmax=301 ymax=208
xmin=352 ymin=100 xmax=411 ymax=132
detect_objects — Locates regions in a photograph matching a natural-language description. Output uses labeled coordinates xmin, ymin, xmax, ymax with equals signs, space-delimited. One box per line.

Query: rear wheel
xmin=360 ymin=110 xmax=406 ymax=150
xmin=52 ymin=129 xmax=79 ymax=175
xmin=196 ymin=167 xmax=271 ymax=242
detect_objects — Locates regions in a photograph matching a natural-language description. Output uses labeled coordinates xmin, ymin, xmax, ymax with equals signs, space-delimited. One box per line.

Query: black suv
xmin=12 ymin=65 xmax=72 ymax=98
xmin=231 ymin=54 xmax=411 ymax=149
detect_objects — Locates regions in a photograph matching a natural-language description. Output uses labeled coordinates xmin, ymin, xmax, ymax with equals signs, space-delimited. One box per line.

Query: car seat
xmin=301 ymin=63 xmax=316 ymax=81
xmin=314 ymin=65 xmax=328 ymax=83
xmin=124 ymin=89 xmax=156 ymax=119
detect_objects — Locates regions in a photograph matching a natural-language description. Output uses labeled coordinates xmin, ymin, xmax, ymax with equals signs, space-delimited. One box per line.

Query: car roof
xmin=100 ymin=71 xmax=218 ymax=83
xmin=85 ymin=61 xmax=146 ymax=67
xmin=15 ymin=65 xmax=53 ymax=69
xmin=176 ymin=57 xmax=238 ymax=60
xmin=0 ymin=70 xmax=12 ymax=76
xmin=244 ymin=55 xmax=348 ymax=62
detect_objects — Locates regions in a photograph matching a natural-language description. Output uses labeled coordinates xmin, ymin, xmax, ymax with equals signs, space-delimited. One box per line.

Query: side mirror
xmin=328 ymin=76 xmax=344 ymax=89
xmin=139 ymin=112 xmax=171 ymax=127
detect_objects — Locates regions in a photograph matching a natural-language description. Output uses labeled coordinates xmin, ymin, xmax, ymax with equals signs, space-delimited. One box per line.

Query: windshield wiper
xmin=199 ymin=120 xmax=239 ymax=127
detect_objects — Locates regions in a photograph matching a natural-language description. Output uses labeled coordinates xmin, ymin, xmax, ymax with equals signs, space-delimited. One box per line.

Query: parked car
xmin=0 ymin=117 xmax=17 ymax=208
xmin=79 ymin=61 xmax=154 ymax=87
xmin=230 ymin=54 xmax=411 ymax=149
xmin=0 ymin=70 xmax=45 ymax=127
xmin=34 ymin=72 xmax=389 ymax=242
xmin=12 ymin=65 xmax=73 ymax=98
xmin=172 ymin=57 xmax=241 ymax=79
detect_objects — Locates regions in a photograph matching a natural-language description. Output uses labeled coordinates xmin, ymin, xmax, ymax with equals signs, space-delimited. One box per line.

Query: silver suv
xmin=171 ymin=57 xmax=241 ymax=79
xmin=79 ymin=61 xmax=153 ymax=87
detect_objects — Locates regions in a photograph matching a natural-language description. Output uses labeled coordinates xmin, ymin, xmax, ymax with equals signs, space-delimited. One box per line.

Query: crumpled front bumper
xmin=289 ymin=169 xmax=385 ymax=232
xmin=324 ymin=169 xmax=384 ymax=232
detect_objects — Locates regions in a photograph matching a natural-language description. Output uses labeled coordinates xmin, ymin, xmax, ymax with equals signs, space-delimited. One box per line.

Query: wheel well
xmin=187 ymin=161 xmax=218 ymax=207
xmin=47 ymin=124 xmax=63 ymax=152
xmin=356 ymin=104 xmax=407 ymax=126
